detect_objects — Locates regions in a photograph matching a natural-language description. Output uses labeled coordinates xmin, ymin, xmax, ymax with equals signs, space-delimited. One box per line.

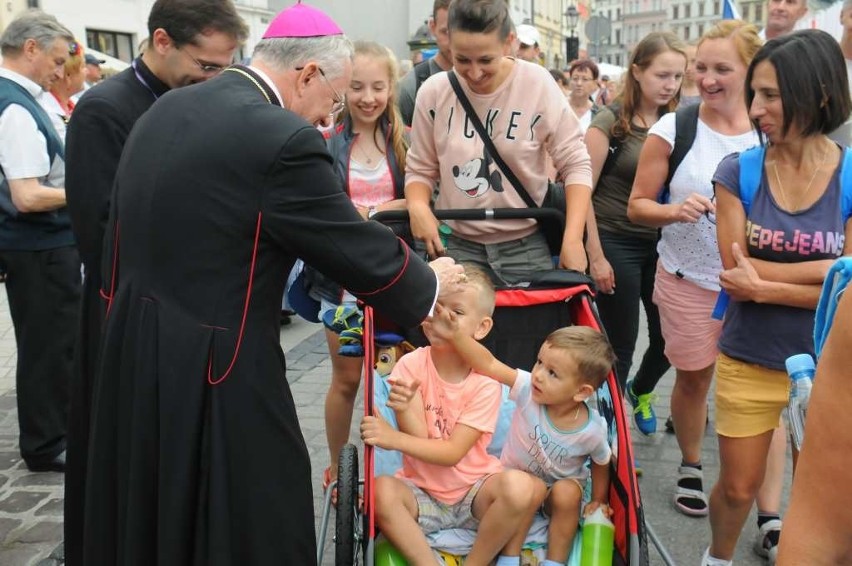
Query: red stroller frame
xmin=318 ymin=209 xmax=650 ymax=565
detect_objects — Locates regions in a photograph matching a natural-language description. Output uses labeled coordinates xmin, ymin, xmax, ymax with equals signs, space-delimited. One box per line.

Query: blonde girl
xmin=315 ymin=40 xmax=409 ymax=497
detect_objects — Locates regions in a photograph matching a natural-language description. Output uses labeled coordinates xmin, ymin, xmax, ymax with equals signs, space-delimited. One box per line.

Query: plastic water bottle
xmin=580 ymin=507 xmax=614 ymax=566
xmin=374 ymin=537 xmax=407 ymax=566
xmin=785 ymin=353 xmax=815 ymax=451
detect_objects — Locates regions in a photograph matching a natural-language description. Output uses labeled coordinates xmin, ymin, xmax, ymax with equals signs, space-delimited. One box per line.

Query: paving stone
xmin=0 ymin=452 xmax=21 ymax=471
xmin=0 ymin=491 xmax=49 ymax=513
xmin=33 ymin=498 xmax=63 ymax=517
xmin=0 ymin=516 xmax=22 ymax=544
xmin=12 ymin=473 xmax=63 ymax=488
xmin=14 ymin=521 xmax=62 ymax=544
xmin=0 ymin=546 xmax=42 ymax=565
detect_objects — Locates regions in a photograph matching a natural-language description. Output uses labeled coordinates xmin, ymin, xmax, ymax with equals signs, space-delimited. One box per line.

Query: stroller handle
xmin=371 ymin=207 xmax=566 ymax=224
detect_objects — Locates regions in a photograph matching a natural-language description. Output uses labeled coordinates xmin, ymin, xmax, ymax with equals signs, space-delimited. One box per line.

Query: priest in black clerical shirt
xmin=63 ymin=2 xmax=247 ymax=564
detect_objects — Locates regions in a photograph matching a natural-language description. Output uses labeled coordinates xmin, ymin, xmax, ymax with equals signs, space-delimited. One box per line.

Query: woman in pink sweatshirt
xmin=405 ymin=0 xmax=592 ymax=285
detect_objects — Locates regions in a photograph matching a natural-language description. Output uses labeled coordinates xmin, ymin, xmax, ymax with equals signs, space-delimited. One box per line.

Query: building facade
xmin=1 ymin=0 xmax=28 ymax=34
xmin=739 ymin=0 xmax=767 ymax=29
xmin=622 ymin=0 xmax=666 ymax=54
xmin=273 ymin=0 xmax=433 ymax=64
xmin=7 ymin=0 xmax=277 ymax=63
xmin=592 ymin=0 xmax=626 ymax=67
xmin=667 ymin=0 xmax=723 ymax=43
xmin=7 ymin=1 xmax=840 ymax=78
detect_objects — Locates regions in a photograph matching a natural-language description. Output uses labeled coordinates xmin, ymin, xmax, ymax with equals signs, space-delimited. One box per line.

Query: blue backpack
xmin=737 ymin=145 xmax=852 ymax=216
xmin=713 ymin=145 xmax=852 ymax=320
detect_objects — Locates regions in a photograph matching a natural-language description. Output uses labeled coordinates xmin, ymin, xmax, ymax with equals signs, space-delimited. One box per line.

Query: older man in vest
xmin=0 ymin=10 xmax=79 ymax=474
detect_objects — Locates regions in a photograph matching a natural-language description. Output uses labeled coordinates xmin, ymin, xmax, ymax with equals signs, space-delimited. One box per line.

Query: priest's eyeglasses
xmin=181 ymin=48 xmax=226 ymax=75
xmin=297 ymin=66 xmax=346 ymax=117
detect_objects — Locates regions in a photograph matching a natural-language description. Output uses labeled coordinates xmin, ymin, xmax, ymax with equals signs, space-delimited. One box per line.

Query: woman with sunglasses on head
xmin=584 ymin=32 xmax=686 ymax=437
xmin=705 ymin=30 xmax=852 ymax=566
xmin=406 ymin=0 xmax=592 ymax=285
xmin=627 ymin=21 xmax=772 ymax=523
xmin=38 ymin=40 xmax=85 ymax=142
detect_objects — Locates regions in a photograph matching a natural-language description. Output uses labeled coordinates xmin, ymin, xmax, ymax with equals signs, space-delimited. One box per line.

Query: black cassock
xmin=65 ymin=57 xmax=170 ymax=566
xmin=83 ymin=68 xmax=436 ymax=565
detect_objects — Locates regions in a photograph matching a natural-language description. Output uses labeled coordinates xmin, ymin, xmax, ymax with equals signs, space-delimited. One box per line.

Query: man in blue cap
xmin=83 ymin=52 xmax=105 ymax=86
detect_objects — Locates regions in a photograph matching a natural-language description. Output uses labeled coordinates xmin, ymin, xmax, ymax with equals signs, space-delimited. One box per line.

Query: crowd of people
xmin=0 ymin=0 xmax=850 ymax=564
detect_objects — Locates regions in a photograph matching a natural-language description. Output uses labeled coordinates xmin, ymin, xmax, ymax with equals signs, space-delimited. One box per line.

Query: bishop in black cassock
xmin=82 ymin=4 xmax=451 ymax=565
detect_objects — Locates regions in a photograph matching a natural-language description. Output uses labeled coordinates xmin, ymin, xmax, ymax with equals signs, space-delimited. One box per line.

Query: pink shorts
xmin=652 ymin=262 xmax=723 ymax=371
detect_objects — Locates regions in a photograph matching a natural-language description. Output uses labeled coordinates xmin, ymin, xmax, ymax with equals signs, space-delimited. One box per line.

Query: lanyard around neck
xmin=131 ymin=60 xmax=160 ymax=101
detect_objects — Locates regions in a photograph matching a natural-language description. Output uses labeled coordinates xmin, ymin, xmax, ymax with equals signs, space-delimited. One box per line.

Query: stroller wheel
xmin=335 ymin=443 xmax=360 ymax=565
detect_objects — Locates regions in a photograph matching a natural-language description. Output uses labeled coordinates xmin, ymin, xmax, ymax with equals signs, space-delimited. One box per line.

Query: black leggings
xmin=595 ymin=230 xmax=670 ymax=394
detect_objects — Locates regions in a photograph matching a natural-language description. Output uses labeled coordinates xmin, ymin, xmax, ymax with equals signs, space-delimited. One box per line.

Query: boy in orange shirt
xmin=361 ymin=266 xmax=541 ymax=566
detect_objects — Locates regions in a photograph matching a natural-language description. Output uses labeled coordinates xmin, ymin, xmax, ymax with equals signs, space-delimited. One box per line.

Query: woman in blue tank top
xmin=705 ymin=30 xmax=852 ymax=566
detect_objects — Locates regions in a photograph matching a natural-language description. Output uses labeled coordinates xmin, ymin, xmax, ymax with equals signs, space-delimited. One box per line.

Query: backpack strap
xmin=713 ymin=144 xmax=764 ymax=322
xmin=738 ymin=145 xmax=766 ymax=216
xmin=598 ymin=104 xmax=624 ymax=179
xmin=658 ymin=103 xmax=700 ymax=204
xmin=414 ymin=59 xmax=432 ymax=95
xmin=841 ymin=147 xmax=852 ymax=221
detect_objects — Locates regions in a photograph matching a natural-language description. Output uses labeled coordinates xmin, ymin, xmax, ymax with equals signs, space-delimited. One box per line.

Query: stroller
xmin=316 ymin=209 xmax=649 ymax=565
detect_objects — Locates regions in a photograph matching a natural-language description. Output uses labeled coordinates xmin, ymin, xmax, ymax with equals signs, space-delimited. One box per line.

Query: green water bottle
xmin=580 ymin=507 xmax=614 ymax=566
xmin=374 ymin=537 xmax=408 ymax=566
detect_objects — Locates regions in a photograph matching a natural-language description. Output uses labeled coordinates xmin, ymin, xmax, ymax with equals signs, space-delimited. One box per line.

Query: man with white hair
xmin=0 ymin=9 xmax=79 ymax=476
xmin=761 ymin=0 xmax=809 ymax=40
xmin=83 ymin=53 xmax=104 ymax=86
xmin=82 ymin=3 xmax=464 ymax=564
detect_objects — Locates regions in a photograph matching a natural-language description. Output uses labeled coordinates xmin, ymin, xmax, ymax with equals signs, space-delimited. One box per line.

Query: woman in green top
xmin=584 ymin=32 xmax=687 ymax=435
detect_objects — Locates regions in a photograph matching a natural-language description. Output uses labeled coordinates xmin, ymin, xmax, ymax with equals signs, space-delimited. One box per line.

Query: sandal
xmin=322 ymin=305 xmax=361 ymax=335
xmin=323 ymin=466 xmax=338 ymax=506
xmin=674 ymin=464 xmax=708 ymax=517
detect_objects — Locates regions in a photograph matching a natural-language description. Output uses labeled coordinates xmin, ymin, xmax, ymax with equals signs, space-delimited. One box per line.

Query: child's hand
xmin=423 ymin=302 xmax=460 ymax=342
xmin=583 ymin=501 xmax=613 ymax=518
xmin=360 ymin=413 xmax=398 ymax=450
xmin=386 ymin=375 xmax=420 ymax=412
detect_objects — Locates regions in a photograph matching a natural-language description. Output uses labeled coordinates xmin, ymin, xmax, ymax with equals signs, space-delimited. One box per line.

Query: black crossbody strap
xmin=447 ymin=71 xmax=538 ymax=209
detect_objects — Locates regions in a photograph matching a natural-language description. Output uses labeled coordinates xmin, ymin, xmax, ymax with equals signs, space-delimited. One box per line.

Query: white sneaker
xmin=702 ymin=547 xmax=733 ymax=566
xmin=753 ymin=518 xmax=782 ymax=565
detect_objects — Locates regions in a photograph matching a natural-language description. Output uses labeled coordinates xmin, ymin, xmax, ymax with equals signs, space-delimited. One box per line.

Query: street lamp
xmin=565 ymin=5 xmax=580 ymax=62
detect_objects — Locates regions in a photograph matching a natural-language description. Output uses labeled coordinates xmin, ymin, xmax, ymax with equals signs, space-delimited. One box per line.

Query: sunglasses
xmin=705 ymin=194 xmax=717 ymax=225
